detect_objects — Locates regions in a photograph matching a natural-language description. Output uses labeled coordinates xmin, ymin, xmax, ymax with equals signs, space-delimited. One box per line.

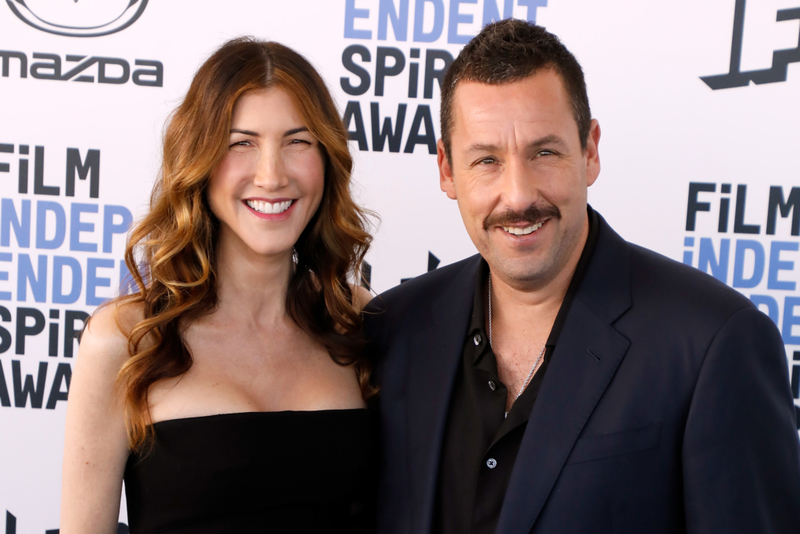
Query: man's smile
xmin=501 ymin=221 xmax=545 ymax=236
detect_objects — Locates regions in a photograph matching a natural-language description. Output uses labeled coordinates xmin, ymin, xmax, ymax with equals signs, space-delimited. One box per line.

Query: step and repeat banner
xmin=1 ymin=0 xmax=799 ymax=531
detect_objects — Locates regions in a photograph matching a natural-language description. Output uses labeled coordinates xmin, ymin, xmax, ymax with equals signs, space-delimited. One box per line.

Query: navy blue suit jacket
xmin=364 ymin=212 xmax=800 ymax=534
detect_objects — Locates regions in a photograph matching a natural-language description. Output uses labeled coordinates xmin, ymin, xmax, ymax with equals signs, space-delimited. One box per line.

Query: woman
xmin=60 ymin=38 xmax=377 ymax=533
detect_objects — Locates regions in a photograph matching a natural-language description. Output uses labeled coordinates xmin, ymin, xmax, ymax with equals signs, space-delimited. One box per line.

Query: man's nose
xmin=501 ymin=157 xmax=539 ymax=211
xmin=253 ymin=149 xmax=289 ymax=191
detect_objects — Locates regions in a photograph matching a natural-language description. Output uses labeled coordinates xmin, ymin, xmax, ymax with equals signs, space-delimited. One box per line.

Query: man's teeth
xmin=246 ymin=199 xmax=293 ymax=214
xmin=502 ymin=221 xmax=543 ymax=236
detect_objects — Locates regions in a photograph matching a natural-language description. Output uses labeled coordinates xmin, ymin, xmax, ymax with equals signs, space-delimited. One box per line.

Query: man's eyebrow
xmin=463 ymin=135 xmax=567 ymax=155
xmin=230 ymin=128 xmax=259 ymax=136
xmin=528 ymin=134 xmax=565 ymax=149
xmin=464 ymin=143 xmax=500 ymax=155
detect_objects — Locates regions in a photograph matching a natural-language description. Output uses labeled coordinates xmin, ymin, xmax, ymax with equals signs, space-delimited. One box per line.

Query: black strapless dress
xmin=123 ymin=409 xmax=378 ymax=534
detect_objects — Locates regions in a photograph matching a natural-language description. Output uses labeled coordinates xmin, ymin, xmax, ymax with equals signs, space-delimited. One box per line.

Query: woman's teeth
xmin=502 ymin=221 xmax=543 ymax=236
xmin=246 ymin=199 xmax=293 ymax=214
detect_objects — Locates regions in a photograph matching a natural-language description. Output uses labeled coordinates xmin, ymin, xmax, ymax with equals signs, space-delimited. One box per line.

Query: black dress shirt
xmin=434 ymin=207 xmax=599 ymax=534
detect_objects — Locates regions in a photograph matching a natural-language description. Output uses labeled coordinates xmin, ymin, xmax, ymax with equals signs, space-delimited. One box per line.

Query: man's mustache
xmin=483 ymin=204 xmax=561 ymax=230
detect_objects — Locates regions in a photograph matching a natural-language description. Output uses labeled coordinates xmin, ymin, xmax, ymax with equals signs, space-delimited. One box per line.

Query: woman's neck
xmin=213 ymin=237 xmax=295 ymax=327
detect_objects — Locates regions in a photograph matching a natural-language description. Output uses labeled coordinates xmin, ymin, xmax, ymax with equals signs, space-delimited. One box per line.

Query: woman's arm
xmin=60 ymin=304 xmax=134 ymax=533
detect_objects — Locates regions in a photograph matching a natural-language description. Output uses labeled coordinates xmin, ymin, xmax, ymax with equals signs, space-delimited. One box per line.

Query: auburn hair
xmin=114 ymin=37 xmax=373 ymax=451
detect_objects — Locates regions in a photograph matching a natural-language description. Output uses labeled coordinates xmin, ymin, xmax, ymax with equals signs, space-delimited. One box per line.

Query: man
xmin=364 ymin=19 xmax=800 ymax=534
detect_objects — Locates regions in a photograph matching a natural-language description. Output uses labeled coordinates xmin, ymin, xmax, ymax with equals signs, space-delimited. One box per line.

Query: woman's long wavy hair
xmin=115 ymin=38 xmax=373 ymax=451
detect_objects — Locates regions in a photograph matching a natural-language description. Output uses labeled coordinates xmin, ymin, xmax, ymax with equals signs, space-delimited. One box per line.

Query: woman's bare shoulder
xmin=79 ymin=300 xmax=144 ymax=372
xmin=351 ymin=284 xmax=374 ymax=313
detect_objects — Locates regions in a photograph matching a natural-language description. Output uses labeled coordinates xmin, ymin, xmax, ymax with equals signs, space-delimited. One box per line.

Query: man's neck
xmin=487 ymin=214 xmax=590 ymax=408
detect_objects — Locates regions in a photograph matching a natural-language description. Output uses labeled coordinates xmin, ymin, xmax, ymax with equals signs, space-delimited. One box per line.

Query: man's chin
xmin=485 ymin=255 xmax=553 ymax=288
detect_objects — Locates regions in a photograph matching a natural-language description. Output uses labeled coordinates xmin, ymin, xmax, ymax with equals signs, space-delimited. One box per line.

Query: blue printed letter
xmin=782 ymin=297 xmax=800 ymax=345
xmin=103 ymin=205 xmax=133 ymax=254
xmin=70 ymin=203 xmax=98 ymax=253
xmin=732 ymin=239 xmax=765 ymax=288
xmin=517 ymin=0 xmax=548 ymax=23
xmin=448 ymin=0 xmax=477 ymax=44
xmin=345 ymin=0 xmax=372 ymax=39
xmin=768 ymin=241 xmax=798 ymax=291
xmin=86 ymin=258 xmax=114 ymax=306
xmin=35 ymin=201 xmax=66 ymax=250
xmin=379 ymin=0 xmax=409 ymax=41
xmin=697 ymin=238 xmax=730 ymax=284
xmin=413 ymin=0 xmax=444 ymax=42
xmin=483 ymin=0 xmax=513 ymax=25
xmin=53 ymin=256 xmax=82 ymax=305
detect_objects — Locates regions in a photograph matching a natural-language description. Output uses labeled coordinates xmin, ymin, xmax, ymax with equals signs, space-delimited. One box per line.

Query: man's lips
xmin=500 ymin=220 xmax=545 ymax=236
xmin=483 ymin=205 xmax=560 ymax=231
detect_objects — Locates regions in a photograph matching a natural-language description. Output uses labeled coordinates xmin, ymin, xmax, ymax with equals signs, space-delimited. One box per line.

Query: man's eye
xmin=475 ymin=157 xmax=496 ymax=166
xmin=537 ymin=149 xmax=555 ymax=157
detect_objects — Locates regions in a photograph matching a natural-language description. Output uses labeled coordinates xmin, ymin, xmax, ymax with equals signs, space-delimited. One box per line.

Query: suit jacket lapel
xmin=496 ymin=217 xmax=634 ymax=534
xmin=405 ymin=255 xmax=480 ymax=534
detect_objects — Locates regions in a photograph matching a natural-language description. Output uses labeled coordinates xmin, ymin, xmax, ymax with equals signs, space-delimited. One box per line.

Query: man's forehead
xmin=453 ymin=69 xmax=568 ymax=106
xmin=449 ymin=71 xmax=576 ymax=146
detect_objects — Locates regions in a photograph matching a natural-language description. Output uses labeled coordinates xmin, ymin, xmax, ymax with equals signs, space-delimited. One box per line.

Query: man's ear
xmin=585 ymin=119 xmax=601 ymax=187
xmin=438 ymin=139 xmax=457 ymax=200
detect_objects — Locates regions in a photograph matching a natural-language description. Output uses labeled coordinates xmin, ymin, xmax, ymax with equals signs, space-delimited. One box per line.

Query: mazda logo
xmin=6 ymin=0 xmax=148 ymax=38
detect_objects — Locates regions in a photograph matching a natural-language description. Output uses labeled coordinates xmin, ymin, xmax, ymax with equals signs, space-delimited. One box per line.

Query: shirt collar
xmin=468 ymin=205 xmax=600 ymax=360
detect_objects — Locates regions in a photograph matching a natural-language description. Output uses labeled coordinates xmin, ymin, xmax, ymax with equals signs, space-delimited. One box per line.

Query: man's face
xmin=438 ymin=69 xmax=601 ymax=291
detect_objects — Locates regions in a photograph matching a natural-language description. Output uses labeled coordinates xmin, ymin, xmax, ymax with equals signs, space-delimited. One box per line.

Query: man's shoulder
xmin=367 ymin=254 xmax=479 ymax=313
xmin=589 ymin=212 xmax=756 ymax=327
xmin=626 ymin=241 xmax=755 ymax=319
xmin=362 ymin=254 xmax=479 ymax=339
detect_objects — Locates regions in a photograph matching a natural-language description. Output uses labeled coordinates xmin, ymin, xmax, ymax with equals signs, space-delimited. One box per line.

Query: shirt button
xmin=486 ymin=458 xmax=497 ymax=469
xmin=473 ymin=333 xmax=482 ymax=346
xmin=488 ymin=380 xmax=496 ymax=391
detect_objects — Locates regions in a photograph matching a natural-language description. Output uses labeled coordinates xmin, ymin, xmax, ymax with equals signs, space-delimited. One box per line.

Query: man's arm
xmin=683 ymin=306 xmax=800 ymax=533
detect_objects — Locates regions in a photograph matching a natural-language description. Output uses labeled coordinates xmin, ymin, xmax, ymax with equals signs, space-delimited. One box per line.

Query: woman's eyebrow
xmin=230 ymin=128 xmax=259 ymax=136
xmin=229 ymin=126 xmax=309 ymax=136
xmin=284 ymin=126 xmax=309 ymax=136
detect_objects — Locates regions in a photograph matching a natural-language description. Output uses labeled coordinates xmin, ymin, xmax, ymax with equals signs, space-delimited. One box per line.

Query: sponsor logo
xmin=0 ymin=50 xmax=163 ymax=86
xmin=5 ymin=0 xmax=148 ymax=38
xmin=702 ymin=0 xmax=800 ymax=89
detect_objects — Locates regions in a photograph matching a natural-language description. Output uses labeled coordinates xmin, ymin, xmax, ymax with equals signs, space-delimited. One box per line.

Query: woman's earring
xmin=292 ymin=247 xmax=299 ymax=266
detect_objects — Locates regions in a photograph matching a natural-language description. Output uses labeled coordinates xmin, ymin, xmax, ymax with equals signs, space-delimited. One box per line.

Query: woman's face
xmin=208 ymin=87 xmax=325 ymax=260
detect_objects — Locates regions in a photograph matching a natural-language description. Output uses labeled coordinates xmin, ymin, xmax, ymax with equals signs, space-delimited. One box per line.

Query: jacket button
xmin=486 ymin=458 xmax=497 ymax=469
xmin=488 ymin=381 xmax=496 ymax=391
xmin=473 ymin=333 xmax=482 ymax=346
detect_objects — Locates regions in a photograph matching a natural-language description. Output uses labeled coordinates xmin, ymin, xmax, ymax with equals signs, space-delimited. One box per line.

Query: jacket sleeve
xmin=682 ymin=306 xmax=800 ymax=533
xmin=362 ymin=295 xmax=390 ymax=389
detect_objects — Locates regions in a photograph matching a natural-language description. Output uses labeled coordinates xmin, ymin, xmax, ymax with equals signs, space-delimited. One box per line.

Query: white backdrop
xmin=1 ymin=0 xmax=799 ymax=531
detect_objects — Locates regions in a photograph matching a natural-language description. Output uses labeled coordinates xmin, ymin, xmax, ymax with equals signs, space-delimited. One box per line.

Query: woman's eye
xmin=289 ymin=138 xmax=312 ymax=145
xmin=229 ymin=140 xmax=250 ymax=148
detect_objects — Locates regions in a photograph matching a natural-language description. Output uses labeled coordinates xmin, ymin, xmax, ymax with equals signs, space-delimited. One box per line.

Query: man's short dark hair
xmin=440 ymin=19 xmax=592 ymax=161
